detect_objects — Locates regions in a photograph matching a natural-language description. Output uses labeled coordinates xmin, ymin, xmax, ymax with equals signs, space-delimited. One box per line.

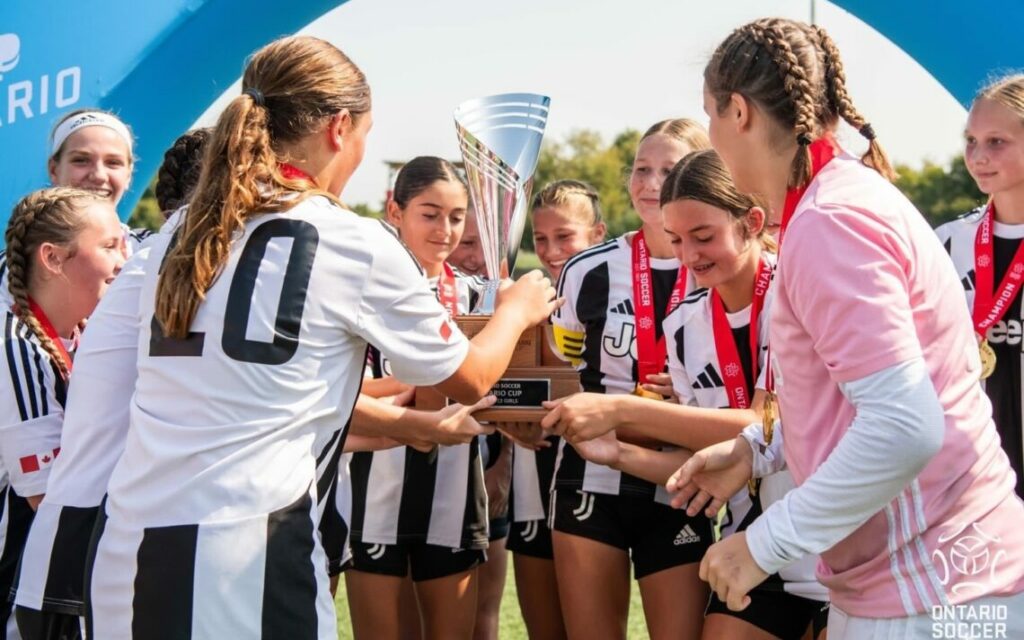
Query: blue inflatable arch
xmin=0 ymin=0 xmax=1021 ymax=229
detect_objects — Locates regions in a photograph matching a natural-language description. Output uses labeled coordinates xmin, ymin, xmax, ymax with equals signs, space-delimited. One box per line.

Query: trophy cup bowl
xmin=416 ymin=94 xmax=579 ymax=425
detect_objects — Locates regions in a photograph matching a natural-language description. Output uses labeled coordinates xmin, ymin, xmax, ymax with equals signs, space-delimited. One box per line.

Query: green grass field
xmin=334 ymin=553 xmax=651 ymax=639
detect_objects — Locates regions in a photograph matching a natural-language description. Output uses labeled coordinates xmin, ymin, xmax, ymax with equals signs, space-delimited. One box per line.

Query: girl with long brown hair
xmin=55 ymin=35 xmax=556 ymax=638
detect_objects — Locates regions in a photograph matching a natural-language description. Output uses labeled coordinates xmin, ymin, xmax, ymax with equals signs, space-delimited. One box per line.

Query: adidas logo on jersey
xmin=961 ymin=270 xmax=976 ymax=292
xmin=692 ymin=363 xmax=724 ymax=390
xmin=673 ymin=524 xmax=701 ymax=546
xmin=609 ymin=299 xmax=636 ymax=315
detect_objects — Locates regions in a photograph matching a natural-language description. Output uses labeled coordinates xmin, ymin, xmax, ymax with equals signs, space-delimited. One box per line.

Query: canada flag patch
xmin=20 ymin=447 xmax=60 ymax=474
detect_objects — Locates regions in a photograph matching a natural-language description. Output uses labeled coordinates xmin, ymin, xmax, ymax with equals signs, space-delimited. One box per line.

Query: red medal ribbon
xmin=766 ymin=138 xmax=837 ymax=395
xmin=26 ymin=298 xmax=73 ymax=375
xmin=710 ymin=257 xmax=771 ymax=409
xmin=972 ymin=203 xmax=1024 ymax=337
xmin=632 ymin=230 xmax=688 ymax=385
xmin=280 ymin=163 xmax=317 ymax=185
xmin=777 ymin=138 xmax=837 ymax=248
xmin=437 ymin=263 xmax=459 ymax=319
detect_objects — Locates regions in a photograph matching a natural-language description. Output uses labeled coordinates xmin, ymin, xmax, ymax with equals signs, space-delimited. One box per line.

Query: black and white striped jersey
xmin=349 ymin=274 xmax=489 ymax=551
xmin=510 ymin=438 xmax=559 ymax=523
xmin=15 ymin=245 xmax=147 ymax=616
xmin=663 ymin=253 xmax=825 ymax=601
xmin=936 ymin=208 xmax=1024 ymax=498
xmin=0 ymin=306 xmax=68 ymax=636
xmin=82 ymin=197 xmax=470 ymax=639
xmin=550 ymin=234 xmax=688 ymax=502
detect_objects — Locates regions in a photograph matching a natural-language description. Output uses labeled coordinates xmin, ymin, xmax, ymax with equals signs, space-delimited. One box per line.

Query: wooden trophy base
xmin=415 ymin=316 xmax=579 ymax=423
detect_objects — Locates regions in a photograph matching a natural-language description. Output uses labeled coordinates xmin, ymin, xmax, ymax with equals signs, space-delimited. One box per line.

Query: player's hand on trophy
xmin=496 ymin=422 xmax=551 ymax=451
xmin=426 ymin=395 xmax=498 ymax=446
xmin=571 ymin=430 xmax=622 ymax=468
xmin=495 ymin=270 xmax=562 ymax=327
xmin=540 ymin=393 xmax=620 ymax=443
xmin=640 ymin=372 xmax=678 ymax=402
xmin=667 ymin=434 xmax=754 ymax=517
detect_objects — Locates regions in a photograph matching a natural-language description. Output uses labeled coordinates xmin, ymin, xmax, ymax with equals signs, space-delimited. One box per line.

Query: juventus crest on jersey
xmin=77 ymin=197 xmax=469 ymax=639
xmin=551 ymin=235 xmax=688 ymax=503
xmin=935 ymin=208 xmax=1024 ymax=498
xmin=349 ymin=272 xmax=488 ymax=551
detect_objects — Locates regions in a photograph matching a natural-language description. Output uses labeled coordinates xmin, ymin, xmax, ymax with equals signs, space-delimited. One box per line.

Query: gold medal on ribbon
xmin=761 ymin=391 xmax=777 ymax=445
xmin=633 ymin=383 xmax=663 ymax=400
xmin=979 ymin=339 xmax=997 ymax=380
xmin=749 ymin=391 xmax=779 ymax=497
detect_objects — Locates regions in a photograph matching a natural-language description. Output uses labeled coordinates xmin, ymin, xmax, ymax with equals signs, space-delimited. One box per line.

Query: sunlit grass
xmin=335 ymin=553 xmax=650 ymax=639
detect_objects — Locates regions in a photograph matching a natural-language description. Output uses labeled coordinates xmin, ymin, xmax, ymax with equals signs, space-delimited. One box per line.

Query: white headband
xmin=50 ymin=111 xmax=133 ymax=157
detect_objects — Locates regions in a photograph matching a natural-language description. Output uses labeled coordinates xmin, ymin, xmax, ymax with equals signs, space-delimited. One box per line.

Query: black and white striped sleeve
xmin=0 ymin=314 xmax=64 ymax=497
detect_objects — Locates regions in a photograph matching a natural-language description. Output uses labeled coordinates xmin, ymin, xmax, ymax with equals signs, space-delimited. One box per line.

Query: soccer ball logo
xmin=933 ymin=522 xmax=1005 ymax=596
xmin=949 ymin=536 xmax=989 ymax=576
xmin=724 ymin=363 xmax=740 ymax=377
xmin=1014 ymin=263 xmax=1024 ymax=276
xmin=638 ymin=317 xmax=653 ymax=330
xmin=978 ymin=255 xmax=992 ymax=268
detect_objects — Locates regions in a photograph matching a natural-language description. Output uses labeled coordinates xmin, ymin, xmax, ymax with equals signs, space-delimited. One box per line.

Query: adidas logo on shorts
xmin=673 ymin=524 xmax=701 ymax=546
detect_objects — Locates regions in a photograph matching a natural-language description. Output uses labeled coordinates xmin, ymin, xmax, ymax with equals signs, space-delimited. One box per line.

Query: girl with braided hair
xmin=48 ymin=35 xmax=555 ymax=639
xmin=0 ymin=187 xmax=124 ymax=639
xmin=666 ymin=18 xmax=1024 ymax=638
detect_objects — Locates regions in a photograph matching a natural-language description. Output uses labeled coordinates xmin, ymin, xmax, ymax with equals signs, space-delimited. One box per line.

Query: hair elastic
xmin=858 ymin=123 xmax=877 ymax=141
xmin=244 ymin=87 xmax=266 ymax=108
xmin=796 ymin=132 xmax=813 ymax=145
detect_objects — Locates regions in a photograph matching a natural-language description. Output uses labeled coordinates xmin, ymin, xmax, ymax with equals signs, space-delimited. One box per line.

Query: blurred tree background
xmin=129 ymin=129 xmax=985 ymax=235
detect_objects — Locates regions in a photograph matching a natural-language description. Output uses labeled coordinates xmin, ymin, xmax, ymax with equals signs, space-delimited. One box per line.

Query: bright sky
xmin=196 ymin=0 xmax=968 ymax=208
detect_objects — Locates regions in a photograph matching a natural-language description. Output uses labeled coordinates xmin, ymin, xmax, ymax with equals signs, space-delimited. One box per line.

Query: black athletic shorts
xmin=488 ymin=516 xmax=509 ymax=542
xmin=550 ymin=489 xmax=712 ymax=579
xmin=706 ymin=584 xmax=829 ymax=640
xmin=506 ymin=518 xmax=554 ymax=559
xmin=349 ymin=540 xmax=486 ymax=582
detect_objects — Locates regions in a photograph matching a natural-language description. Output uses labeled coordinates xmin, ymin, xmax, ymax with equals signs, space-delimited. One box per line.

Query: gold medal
xmin=749 ymin=391 xmax=779 ymax=496
xmin=761 ymin=391 xmax=777 ymax=445
xmin=979 ymin=339 xmax=997 ymax=380
xmin=633 ymin=383 xmax=663 ymax=400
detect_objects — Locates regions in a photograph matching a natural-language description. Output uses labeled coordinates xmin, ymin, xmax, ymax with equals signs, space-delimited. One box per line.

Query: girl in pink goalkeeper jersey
xmin=667 ymin=17 xmax=1024 ymax=639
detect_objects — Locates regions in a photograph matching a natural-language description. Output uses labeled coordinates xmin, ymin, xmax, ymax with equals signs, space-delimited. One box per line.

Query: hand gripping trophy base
xmin=415 ymin=317 xmax=579 ymax=423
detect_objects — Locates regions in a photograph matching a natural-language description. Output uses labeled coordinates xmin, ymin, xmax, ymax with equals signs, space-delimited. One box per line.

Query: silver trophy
xmin=454 ymin=93 xmax=550 ymax=313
